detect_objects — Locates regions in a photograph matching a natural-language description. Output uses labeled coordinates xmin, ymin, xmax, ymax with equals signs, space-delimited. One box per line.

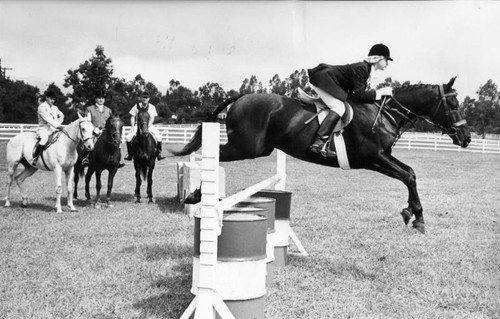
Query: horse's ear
xmin=446 ymin=77 xmax=457 ymax=89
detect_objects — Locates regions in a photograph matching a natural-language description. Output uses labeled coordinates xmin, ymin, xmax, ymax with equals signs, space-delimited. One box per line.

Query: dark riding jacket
xmin=308 ymin=61 xmax=377 ymax=103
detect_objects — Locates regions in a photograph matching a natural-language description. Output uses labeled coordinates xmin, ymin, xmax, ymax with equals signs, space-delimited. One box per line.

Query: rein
xmin=60 ymin=119 xmax=93 ymax=144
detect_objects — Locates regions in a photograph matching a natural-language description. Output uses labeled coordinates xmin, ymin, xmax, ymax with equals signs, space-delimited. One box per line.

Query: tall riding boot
xmin=31 ymin=144 xmax=44 ymax=166
xmin=156 ymin=142 xmax=165 ymax=161
xmin=311 ymin=111 xmax=341 ymax=154
xmin=124 ymin=141 xmax=132 ymax=161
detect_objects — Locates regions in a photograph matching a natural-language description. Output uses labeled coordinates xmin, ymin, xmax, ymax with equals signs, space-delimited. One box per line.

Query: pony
xmin=172 ymin=77 xmax=471 ymax=234
xmin=4 ymin=113 xmax=95 ymax=213
xmin=73 ymin=114 xmax=124 ymax=208
xmin=131 ymin=107 xmax=157 ymax=203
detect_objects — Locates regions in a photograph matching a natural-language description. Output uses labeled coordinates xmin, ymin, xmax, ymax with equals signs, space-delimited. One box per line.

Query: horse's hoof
xmin=412 ymin=220 xmax=425 ymax=234
xmin=70 ymin=207 xmax=78 ymax=212
xmin=56 ymin=209 xmax=63 ymax=214
xmin=135 ymin=199 xmax=141 ymax=203
xmin=107 ymin=203 xmax=114 ymax=208
xmin=401 ymin=208 xmax=412 ymax=225
xmin=21 ymin=202 xmax=28 ymax=208
xmin=94 ymin=203 xmax=101 ymax=209
xmin=148 ymin=199 xmax=154 ymax=204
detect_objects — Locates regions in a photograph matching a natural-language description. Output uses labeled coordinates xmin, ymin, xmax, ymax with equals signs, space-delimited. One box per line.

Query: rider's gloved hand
xmin=56 ymin=125 xmax=64 ymax=130
xmin=376 ymin=87 xmax=393 ymax=100
xmin=93 ymin=127 xmax=101 ymax=135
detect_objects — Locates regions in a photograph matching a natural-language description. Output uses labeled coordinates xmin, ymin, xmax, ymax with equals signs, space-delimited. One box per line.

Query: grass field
xmin=1 ymin=140 xmax=499 ymax=319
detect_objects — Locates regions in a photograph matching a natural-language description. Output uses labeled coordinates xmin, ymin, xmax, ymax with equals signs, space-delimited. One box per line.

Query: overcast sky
xmin=1 ymin=1 xmax=499 ymax=101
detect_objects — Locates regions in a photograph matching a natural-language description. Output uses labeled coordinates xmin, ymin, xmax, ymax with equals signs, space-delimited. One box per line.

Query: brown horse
xmin=131 ymin=108 xmax=157 ymax=203
xmin=173 ymin=77 xmax=471 ymax=233
xmin=73 ymin=114 xmax=124 ymax=208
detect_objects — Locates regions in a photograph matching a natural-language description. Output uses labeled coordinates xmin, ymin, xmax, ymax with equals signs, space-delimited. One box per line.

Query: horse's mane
xmin=394 ymin=83 xmax=437 ymax=94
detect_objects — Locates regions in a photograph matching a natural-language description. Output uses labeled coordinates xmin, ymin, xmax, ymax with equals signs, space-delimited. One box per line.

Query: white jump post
xmin=180 ymin=122 xmax=234 ymax=319
xmin=180 ymin=122 xmax=308 ymax=319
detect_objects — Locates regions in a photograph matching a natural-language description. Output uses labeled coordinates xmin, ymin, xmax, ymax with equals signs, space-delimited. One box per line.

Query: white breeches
xmin=126 ymin=125 xmax=162 ymax=143
xmin=310 ymin=84 xmax=346 ymax=117
xmin=36 ymin=126 xmax=53 ymax=145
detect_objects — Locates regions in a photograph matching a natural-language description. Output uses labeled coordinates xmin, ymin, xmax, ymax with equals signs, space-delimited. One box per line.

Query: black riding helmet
xmin=368 ymin=43 xmax=393 ymax=61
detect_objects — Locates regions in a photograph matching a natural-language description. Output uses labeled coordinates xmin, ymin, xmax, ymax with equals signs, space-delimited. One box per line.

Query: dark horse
xmin=74 ymin=114 xmax=124 ymax=208
xmin=173 ymin=77 xmax=471 ymax=234
xmin=131 ymin=108 xmax=157 ymax=203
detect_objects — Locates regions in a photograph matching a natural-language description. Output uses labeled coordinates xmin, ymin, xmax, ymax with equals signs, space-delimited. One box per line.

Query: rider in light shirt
xmin=124 ymin=90 xmax=165 ymax=161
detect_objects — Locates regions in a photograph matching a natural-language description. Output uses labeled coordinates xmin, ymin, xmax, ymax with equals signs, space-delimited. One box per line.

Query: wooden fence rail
xmin=1 ymin=123 xmax=499 ymax=154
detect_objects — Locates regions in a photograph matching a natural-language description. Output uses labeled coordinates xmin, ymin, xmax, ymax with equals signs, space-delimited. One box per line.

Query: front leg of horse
xmin=54 ymin=166 xmax=63 ymax=213
xmin=94 ymin=170 xmax=103 ymax=209
xmin=65 ymin=168 xmax=77 ymax=212
xmin=134 ymin=165 xmax=142 ymax=203
xmin=85 ymin=166 xmax=95 ymax=201
xmin=73 ymin=168 xmax=80 ymax=200
xmin=147 ymin=165 xmax=154 ymax=203
xmin=370 ymin=155 xmax=425 ymax=234
xmin=106 ymin=168 xmax=118 ymax=207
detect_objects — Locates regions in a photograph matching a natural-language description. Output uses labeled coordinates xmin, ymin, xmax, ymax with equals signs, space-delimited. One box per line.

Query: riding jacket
xmin=37 ymin=101 xmax=63 ymax=130
xmin=87 ymin=104 xmax=112 ymax=130
xmin=308 ymin=61 xmax=377 ymax=103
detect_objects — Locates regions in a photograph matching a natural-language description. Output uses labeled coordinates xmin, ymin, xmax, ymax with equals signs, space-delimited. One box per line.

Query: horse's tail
xmin=171 ymin=94 xmax=244 ymax=156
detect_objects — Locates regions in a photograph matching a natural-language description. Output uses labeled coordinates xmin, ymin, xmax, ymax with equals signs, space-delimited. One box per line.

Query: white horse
xmin=4 ymin=113 xmax=95 ymax=213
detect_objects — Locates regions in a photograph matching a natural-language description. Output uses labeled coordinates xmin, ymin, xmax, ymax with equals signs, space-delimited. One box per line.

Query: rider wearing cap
xmin=32 ymin=89 xmax=64 ymax=166
xmin=81 ymin=90 xmax=125 ymax=168
xmin=307 ymin=43 xmax=394 ymax=155
xmin=124 ymin=90 xmax=165 ymax=161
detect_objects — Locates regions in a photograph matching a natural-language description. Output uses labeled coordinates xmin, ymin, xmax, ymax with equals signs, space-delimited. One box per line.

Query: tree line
xmin=1 ymin=45 xmax=498 ymax=137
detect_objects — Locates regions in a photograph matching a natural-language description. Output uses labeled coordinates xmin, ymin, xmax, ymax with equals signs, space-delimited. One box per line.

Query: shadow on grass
xmin=156 ymin=196 xmax=185 ymax=214
xmin=4 ymin=201 xmax=56 ymax=213
xmin=134 ymin=252 xmax=193 ymax=317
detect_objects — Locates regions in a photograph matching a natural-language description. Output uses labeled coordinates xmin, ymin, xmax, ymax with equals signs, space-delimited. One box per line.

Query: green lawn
xmin=1 ymin=142 xmax=499 ymax=318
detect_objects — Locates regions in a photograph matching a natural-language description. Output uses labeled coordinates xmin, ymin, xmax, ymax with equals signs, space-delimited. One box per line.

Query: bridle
xmin=60 ymin=118 xmax=94 ymax=144
xmin=389 ymin=84 xmax=467 ymax=136
xmin=104 ymin=118 xmax=123 ymax=147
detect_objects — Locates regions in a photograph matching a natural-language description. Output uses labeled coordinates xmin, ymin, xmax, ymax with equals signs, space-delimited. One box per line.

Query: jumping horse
xmin=5 ymin=113 xmax=95 ymax=213
xmin=131 ymin=108 xmax=157 ymax=203
xmin=73 ymin=114 xmax=124 ymax=208
xmin=173 ymin=77 xmax=471 ymax=234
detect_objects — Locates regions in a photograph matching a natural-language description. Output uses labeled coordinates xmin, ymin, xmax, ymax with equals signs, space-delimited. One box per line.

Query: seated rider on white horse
xmin=32 ymin=89 xmax=64 ymax=166
xmin=307 ymin=43 xmax=394 ymax=156
xmin=124 ymin=90 xmax=165 ymax=161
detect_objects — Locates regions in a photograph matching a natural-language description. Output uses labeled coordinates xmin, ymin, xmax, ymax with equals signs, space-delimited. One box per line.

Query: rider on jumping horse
xmin=308 ymin=43 xmax=394 ymax=156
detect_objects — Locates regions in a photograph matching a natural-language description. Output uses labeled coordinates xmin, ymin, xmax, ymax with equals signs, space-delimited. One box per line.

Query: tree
xmin=239 ymin=75 xmax=265 ymax=94
xmin=269 ymin=74 xmax=286 ymax=95
xmin=0 ymin=77 xmax=39 ymax=123
xmin=64 ymin=45 xmax=114 ymax=106
xmin=197 ymin=82 xmax=227 ymax=106
xmin=462 ymin=79 xmax=499 ymax=137
xmin=284 ymin=69 xmax=309 ymax=98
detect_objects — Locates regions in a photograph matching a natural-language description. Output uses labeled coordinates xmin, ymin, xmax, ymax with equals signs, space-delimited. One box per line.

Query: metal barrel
xmin=254 ymin=190 xmax=292 ymax=267
xmin=236 ymin=197 xmax=276 ymax=288
xmin=193 ymin=209 xmax=267 ymax=319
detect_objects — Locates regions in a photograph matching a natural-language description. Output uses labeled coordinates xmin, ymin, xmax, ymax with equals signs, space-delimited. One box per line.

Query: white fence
xmin=1 ymin=123 xmax=499 ymax=154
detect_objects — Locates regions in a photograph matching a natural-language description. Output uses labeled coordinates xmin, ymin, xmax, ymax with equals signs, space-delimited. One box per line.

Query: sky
xmin=0 ymin=0 xmax=499 ymax=102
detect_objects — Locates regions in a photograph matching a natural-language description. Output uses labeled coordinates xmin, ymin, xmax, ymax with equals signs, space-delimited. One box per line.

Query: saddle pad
xmin=333 ymin=133 xmax=350 ymax=170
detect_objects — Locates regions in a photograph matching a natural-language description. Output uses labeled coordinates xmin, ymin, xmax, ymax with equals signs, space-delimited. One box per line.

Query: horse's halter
xmin=105 ymin=119 xmax=123 ymax=147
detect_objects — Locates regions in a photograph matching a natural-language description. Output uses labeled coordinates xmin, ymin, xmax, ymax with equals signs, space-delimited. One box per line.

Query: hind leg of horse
xmin=106 ymin=167 xmax=118 ymax=207
xmin=85 ymin=166 xmax=95 ymax=201
xmin=369 ymin=154 xmax=424 ymax=234
xmin=5 ymin=162 xmax=19 ymax=207
xmin=146 ymin=164 xmax=155 ymax=203
xmin=64 ymin=168 xmax=77 ymax=212
xmin=12 ymin=165 xmax=38 ymax=208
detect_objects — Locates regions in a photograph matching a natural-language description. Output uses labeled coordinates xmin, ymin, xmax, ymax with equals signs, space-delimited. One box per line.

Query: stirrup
xmin=31 ymin=158 xmax=38 ymax=166
xmin=124 ymin=155 xmax=132 ymax=161
xmin=319 ymin=142 xmax=337 ymax=158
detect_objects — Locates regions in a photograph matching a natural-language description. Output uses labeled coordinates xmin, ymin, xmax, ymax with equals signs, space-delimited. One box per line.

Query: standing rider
xmin=307 ymin=43 xmax=394 ymax=155
xmin=124 ymin=90 xmax=165 ymax=161
xmin=81 ymin=90 xmax=125 ymax=168
xmin=32 ymin=89 xmax=64 ymax=166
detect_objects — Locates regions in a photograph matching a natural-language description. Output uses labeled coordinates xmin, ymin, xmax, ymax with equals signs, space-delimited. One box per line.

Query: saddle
xmin=297 ymin=88 xmax=354 ymax=132
xmin=32 ymin=131 xmax=61 ymax=157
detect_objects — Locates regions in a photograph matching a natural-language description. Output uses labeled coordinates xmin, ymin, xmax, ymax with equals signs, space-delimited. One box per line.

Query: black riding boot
xmin=156 ymin=142 xmax=165 ymax=161
xmin=124 ymin=141 xmax=132 ymax=161
xmin=31 ymin=144 xmax=44 ymax=166
xmin=311 ymin=111 xmax=341 ymax=154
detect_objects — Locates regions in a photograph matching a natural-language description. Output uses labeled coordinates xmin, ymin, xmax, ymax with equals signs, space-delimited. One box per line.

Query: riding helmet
xmin=368 ymin=43 xmax=393 ymax=61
